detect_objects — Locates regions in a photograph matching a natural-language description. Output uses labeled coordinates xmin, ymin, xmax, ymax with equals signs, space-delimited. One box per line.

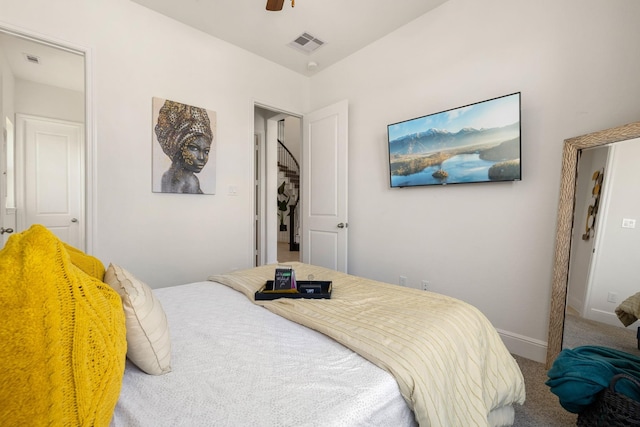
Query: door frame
xmin=252 ymin=100 xmax=348 ymax=270
xmin=582 ymin=145 xmax=617 ymax=323
xmin=0 ymin=24 xmax=94 ymax=252
xmin=253 ymin=102 xmax=303 ymax=266
xmin=1 ymin=117 xmax=15 ymax=247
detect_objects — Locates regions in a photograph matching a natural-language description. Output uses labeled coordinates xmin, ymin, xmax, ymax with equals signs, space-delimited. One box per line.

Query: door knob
xmin=337 ymin=223 xmax=348 ymax=229
xmin=71 ymin=218 xmax=78 ymax=223
xmin=0 ymin=227 xmax=14 ymax=235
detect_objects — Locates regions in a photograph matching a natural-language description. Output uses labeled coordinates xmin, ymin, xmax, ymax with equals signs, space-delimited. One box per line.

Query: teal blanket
xmin=546 ymin=346 xmax=640 ymax=413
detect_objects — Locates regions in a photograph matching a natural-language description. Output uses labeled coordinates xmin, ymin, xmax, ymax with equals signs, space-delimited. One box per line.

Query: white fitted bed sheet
xmin=110 ymin=281 xmax=416 ymax=427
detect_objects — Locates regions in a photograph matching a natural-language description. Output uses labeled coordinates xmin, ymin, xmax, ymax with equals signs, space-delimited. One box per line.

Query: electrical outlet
xmin=607 ymin=292 xmax=618 ymax=303
xmin=399 ymin=276 xmax=407 ymax=286
xmin=622 ymin=218 xmax=636 ymax=229
xmin=422 ymin=280 xmax=429 ymax=291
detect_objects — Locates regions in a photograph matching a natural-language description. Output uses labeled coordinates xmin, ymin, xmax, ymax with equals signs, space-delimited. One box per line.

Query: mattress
xmin=110 ymin=281 xmax=416 ymax=427
xmin=210 ymin=262 xmax=526 ymax=427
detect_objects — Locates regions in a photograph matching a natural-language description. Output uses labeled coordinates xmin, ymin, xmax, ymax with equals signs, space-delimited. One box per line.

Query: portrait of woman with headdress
xmin=152 ymin=98 xmax=216 ymax=194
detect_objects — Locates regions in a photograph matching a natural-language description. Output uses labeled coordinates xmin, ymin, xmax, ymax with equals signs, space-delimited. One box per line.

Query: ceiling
xmin=0 ymin=32 xmax=84 ymax=92
xmin=131 ymin=0 xmax=449 ymax=76
xmin=0 ymin=0 xmax=448 ymax=91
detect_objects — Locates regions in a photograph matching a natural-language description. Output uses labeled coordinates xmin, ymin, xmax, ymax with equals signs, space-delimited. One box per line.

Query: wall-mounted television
xmin=387 ymin=92 xmax=521 ymax=188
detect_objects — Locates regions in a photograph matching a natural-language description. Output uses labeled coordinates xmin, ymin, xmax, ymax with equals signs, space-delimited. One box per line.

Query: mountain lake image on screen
xmin=387 ymin=92 xmax=521 ymax=188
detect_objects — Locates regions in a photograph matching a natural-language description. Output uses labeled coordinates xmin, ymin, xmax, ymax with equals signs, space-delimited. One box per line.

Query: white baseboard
xmin=586 ymin=308 xmax=624 ymax=328
xmin=567 ymin=295 xmax=583 ymax=316
xmin=496 ymin=328 xmax=547 ymax=364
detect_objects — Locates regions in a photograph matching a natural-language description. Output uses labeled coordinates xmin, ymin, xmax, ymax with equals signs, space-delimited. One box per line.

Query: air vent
xmin=24 ymin=53 xmax=40 ymax=64
xmin=288 ymin=32 xmax=325 ymax=54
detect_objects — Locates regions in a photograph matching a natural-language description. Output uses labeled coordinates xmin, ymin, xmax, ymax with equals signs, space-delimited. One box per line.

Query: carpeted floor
xmin=512 ymin=354 xmax=577 ymax=426
xmin=512 ymin=313 xmax=639 ymax=426
xmin=563 ymin=312 xmax=639 ymax=355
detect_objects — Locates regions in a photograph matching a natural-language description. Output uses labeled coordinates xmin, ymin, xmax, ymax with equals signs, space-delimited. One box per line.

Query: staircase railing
xmin=277 ymin=120 xmax=300 ymax=251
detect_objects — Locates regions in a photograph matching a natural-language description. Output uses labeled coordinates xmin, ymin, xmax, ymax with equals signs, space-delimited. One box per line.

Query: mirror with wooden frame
xmin=546 ymin=120 xmax=640 ymax=369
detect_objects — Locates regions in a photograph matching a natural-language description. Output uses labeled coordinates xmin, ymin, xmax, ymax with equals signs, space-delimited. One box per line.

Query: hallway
xmin=277 ymin=242 xmax=299 ymax=263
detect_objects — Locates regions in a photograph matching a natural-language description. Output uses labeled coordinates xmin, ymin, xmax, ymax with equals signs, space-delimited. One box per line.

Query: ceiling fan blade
xmin=266 ymin=0 xmax=285 ymax=11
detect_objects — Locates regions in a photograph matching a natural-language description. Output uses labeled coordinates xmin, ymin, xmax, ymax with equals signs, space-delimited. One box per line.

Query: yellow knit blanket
xmin=0 ymin=225 xmax=127 ymax=426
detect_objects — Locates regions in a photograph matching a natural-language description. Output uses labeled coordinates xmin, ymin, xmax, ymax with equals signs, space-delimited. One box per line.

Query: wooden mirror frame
xmin=546 ymin=120 xmax=640 ymax=369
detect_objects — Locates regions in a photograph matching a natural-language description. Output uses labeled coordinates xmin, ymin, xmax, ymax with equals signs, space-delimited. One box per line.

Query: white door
xmin=17 ymin=114 xmax=84 ymax=249
xmin=301 ymin=100 xmax=348 ymax=272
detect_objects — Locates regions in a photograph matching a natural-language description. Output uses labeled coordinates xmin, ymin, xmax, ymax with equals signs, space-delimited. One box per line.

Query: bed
xmin=615 ymin=291 xmax=640 ymax=349
xmin=111 ymin=280 xmax=416 ymax=426
xmin=0 ymin=225 xmax=525 ymax=427
xmin=112 ymin=262 xmax=525 ymax=427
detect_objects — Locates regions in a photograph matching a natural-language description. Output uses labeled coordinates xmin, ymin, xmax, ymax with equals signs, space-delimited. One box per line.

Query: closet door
xmin=18 ymin=114 xmax=84 ymax=249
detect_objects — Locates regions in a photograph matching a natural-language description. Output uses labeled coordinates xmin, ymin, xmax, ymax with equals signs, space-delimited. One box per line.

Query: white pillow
xmin=104 ymin=263 xmax=171 ymax=375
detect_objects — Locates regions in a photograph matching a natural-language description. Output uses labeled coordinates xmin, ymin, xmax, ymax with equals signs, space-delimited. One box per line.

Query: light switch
xmin=622 ymin=218 xmax=636 ymax=229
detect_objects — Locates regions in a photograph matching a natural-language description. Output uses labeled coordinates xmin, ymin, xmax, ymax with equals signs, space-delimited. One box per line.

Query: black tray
xmin=255 ymin=280 xmax=332 ymax=300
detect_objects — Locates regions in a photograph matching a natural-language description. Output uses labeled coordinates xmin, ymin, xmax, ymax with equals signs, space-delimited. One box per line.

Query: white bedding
xmin=110 ymin=281 xmax=416 ymax=427
xmin=211 ymin=263 xmax=525 ymax=427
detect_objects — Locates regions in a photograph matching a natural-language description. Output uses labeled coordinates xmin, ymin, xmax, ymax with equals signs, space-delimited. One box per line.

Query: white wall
xmin=14 ymin=79 xmax=83 ymax=122
xmin=309 ymin=0 xmax=640 ymax=360
xmin=588 ymin=139 xmax=640 ymax=326
xmin=284 ymin=116 xmax=301 ymax=162
xmin=0 ymin=0 xmax=309 ymax=288
xmin=0 ymin=44 xmax=13 ymax=123
xmin=3 ymin=0 xmax=640 ymax=362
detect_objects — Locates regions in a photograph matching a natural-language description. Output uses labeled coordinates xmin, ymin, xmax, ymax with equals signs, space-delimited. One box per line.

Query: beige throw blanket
xmin=209 ymin=262 xmax=525 ymax=427
xmin=616 ymin=291 xmax=640 ymax=326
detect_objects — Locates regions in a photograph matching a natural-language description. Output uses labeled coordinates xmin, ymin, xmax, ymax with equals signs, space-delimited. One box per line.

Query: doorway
xmin=253 ymin=105 xmax=301 ymax=266
xmin=0 ymin=27 xmax=90 ymax=250
xmin=253 ymin=100 xmax=349 ymax=271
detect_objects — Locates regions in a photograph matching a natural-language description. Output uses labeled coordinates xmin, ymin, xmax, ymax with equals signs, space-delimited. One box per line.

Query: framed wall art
xmin=152 ymin=97 xmax=217 ymax=194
